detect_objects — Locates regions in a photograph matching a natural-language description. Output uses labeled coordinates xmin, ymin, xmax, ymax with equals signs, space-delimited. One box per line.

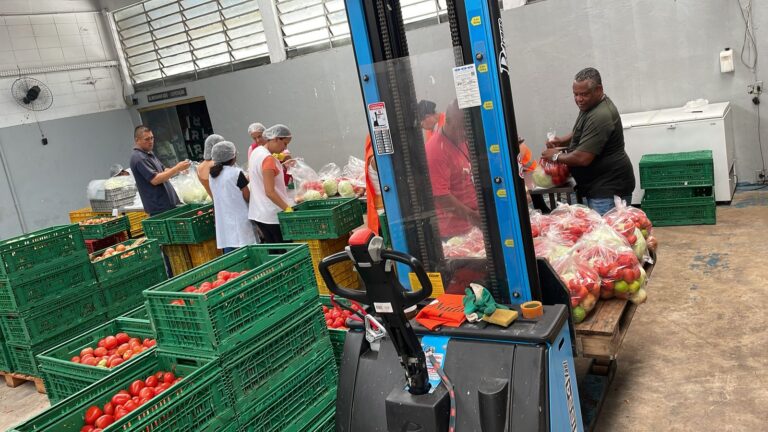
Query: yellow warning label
xmin=471 ymin=16 xmax=481 ymax=26
xmin=409 ymin=272 xmax=445 ymax=297
xmin=496 ymin=189 xmax=507 ymax=198
xmin=483 ymin=101 xmax=493 ymax=110
xmin=477 ymin=64 xmax=488 ymax=73
xmin=504 ymin=239 xmax=515 ymax=247
xmin=489 ymin=144 xmax=500 ymax=153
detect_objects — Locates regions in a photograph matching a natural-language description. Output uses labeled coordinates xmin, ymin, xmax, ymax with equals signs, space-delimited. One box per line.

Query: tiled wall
xmin=0 ymin=12 xmax=126 ymax=128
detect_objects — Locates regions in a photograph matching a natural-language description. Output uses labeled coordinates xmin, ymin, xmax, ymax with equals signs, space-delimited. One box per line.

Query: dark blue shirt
xmin=130 ymin=148 xmax=180 ymax=215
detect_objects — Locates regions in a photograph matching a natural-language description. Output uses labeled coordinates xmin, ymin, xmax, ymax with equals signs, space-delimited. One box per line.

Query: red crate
xmin=84 ymin=232 xmax=128 ymax=254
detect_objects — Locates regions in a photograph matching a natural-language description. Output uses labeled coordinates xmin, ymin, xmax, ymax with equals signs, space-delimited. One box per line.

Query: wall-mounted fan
xmin=11 ymin=77 xmax=53 ymax=111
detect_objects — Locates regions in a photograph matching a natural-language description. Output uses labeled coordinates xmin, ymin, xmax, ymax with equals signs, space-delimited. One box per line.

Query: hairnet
xmin=416 ymin=100 xmax=437 ymax=121
xmin=248 ymin=123 xmax=265 ymax=135
xmin=263 ymin=124 xmax=292 ymax=140
xmin=110 ymin=164 xmax=125 ymax=177
xmin=211 ymin=141 xmax=237 ymax=163
xmin=203 ymin=134 xmax=225 ymax=160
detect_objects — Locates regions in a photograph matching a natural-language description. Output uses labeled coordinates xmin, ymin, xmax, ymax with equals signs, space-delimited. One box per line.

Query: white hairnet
xmin=110 ymin=164 xmax=125 ymax=177
xmin=248 ymin=122 xmax=265 ymax=135
xmin=211 ymin=141 xmax=237 ymax=163
xmin=264 ymin=124 xmax=292 ymax=140
xmin=203 ymin=134 xmax=225 ymax=160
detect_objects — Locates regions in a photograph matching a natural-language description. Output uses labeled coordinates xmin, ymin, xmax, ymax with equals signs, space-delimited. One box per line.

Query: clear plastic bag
xmin=603 ymin=197 xmax=653 ymax=263
xmin=529 ymin=210 xmax=554 ymax=238
xmin=576 ymin=239 xmax=647 ymax=303
xmin=532 ymin=158 xmax=570 ymax=189
xmin=547 ymin=203 xmax=602 ymax=246
xmin=287 ymin=158 xmax=326 ymax=202
xmin=443 ymin=227 xmax=486 ymax=258
xmin=318 ymin=163 xmax=342 ymax=197
xmin=339 ymin=156 xmax=366 ymax=198
xmin=170 ymin=163 xmax=211 ymax=204
xmin=553 ymin=253 xmax=601 ymax=323
xmin=533 ymin=233 xmax=571 ymax=263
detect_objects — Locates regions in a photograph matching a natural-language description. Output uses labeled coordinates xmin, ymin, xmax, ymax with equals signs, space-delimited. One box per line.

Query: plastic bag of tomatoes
xmin=532 ymin=158 xmax=570 ymax=189
xmin=553 ymin=253 xmax=601 ymax=324
xmin=603 ymin=196 xmax=656 ymax=260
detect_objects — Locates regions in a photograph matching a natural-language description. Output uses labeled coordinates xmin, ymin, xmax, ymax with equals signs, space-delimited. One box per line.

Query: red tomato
xmin=129 ymin=379 xmax=145 ymax=396
xmin=109 ymin=358 xmax=124 ymax=368
xmin=199 ymin=282 xmax=212 ymax=291
xmin=154 ymin=371 xmax=164 ymax=381
xmin=84 ymin=406 xmax=103 ymax=425
xmin=92 ymin=429 xmax=103 ymax=432
xmin=71 ymin=356 xmax=81 ymax=363
xmin=97 ymin=339 xmax=107 ymax=349
xmin=104 ymin=336 xmax=118 ymax=350
xmin=114 ymin=406 xmax=128 ymax=420
xmin=170 ymin=299 xmax=184 ymax=306
xmin=325 ymin=318 xmax=334 ymax=327
xmin=211 ymin=280 xmax=224 ymax=289
xmin=139 ymin=387 xmax=155 ymax=400
xmin=122 ymin=351 xmax=133 ymax=360
xmin=143 ymin=339 xmax=156 ymax=348
xmin=217 ymin=271 xmax=230 ymax=281
xmin=111 ymin=393 xmax=131 ymax=406
xmin=107 ymin=349 xmax=117 ymax=356
xmin=115 ymin=332 xmax=130 ymax=344
xmin=621 ymin=268 xmax=635 ymax=283
xmin=94 ymin=415 xmax=115 ymax=429
xmin=123 ymin=400 xmax=137 ymax=412
xmin=138 ymin=397 xmax=151 ymax=405
xmin=81 ymin=426 xmax=95 ymax=432
xmin=145 ymin=376 xmax=158 ymax=388
xmin=155 ymin=382 xmax=170 ymax=393
xmin=333 ymin=317 xmax=345 ymax=328
xmin=116 ymin=343 xmax=130 ymax=355
xmin=84 ymin=357 xmax=99 ymax=366
xmin=80 ymin=347 xmax=94 ymax=357
xmin=102 ymin=402 xmax=114 ymax=415
xmin=163 ymin=372 xmax=175 ymax=383
xmin=132 ymin=396 xmax=140 ymax=404
xmin=183 ymin=286 xmax=197 ymax=293
xmin=93 ymin=347 xmax=107 ymax=357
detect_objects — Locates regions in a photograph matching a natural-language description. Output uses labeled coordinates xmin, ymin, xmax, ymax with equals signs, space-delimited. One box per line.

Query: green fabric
xmin=568 ymin=96 xmax=636 ymax=198
xmin=463 ymin=284 xmax=508 ymax=321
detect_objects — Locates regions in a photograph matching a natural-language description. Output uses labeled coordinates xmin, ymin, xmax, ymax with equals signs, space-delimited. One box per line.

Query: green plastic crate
xmin=37 ymin=317 xmax=155 ymax=402
xmin=4 ymin=316 xmax=108 ymax=376
xmin=143 ymin=244 xmax=318 ymax=356
xmin=90 ymin=238 xmax=163 ymax=282
xmin=167 ymin=204 xmax=216 ymax=244
xmin=0 ymin=284 xmax=107 ymax=345
xmin=120 ymin=305 xmax=149 ymax=320
xmin=294 ymin=392 xmax=337 ymax=432
xmin=278 ymin=198 xmax=363 ymax=240
xmin=639 ymin=150 xmax=714 ymax=188
xmin=236 ymin=343 xmax=337 ymax=431
xmin=8 ymin=351 xmax=230 ymax=432
xmin=141 ymin=204 xmax=201 ymax=244
xmin=101 ymin=263 xmax=167 ymax=319
xmin=0 ymin=225 xmax=85 ymax=278
xmin=642 ymin=195 xmax=716 ymax=227
xmin=642 ymin=186 xmax=714 ymax=201
xmin=78 ymin=215 xmax=130 ymax=240
xmin=0 ymin=340 xmax=12 ymax=372
xmin=319 ymin=296 xmax=350 ymax=367
xmin=222 ymin=306 xmax=330 ymax=412
xmin=0 ymin=253 xmax=94 ymax=313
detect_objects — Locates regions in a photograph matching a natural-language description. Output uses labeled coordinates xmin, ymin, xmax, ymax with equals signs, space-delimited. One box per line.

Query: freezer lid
xmin=647 ymin=102 xmax=730 ymax=125
xmin=620 ymin=109 xmax=659 ymax=128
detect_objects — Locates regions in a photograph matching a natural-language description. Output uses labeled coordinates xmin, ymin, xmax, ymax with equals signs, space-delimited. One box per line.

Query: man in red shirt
xmin=426 ymin=101 xmax=480 ymax=239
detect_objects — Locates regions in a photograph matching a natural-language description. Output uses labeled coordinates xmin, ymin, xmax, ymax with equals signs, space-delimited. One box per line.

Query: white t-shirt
xmin=248 ymin=146 xmax=293 ymax=224
xmin=209 ymin=165 xmax=258 ymax=248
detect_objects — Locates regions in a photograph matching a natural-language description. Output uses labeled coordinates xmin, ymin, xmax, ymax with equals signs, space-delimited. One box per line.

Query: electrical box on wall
xmin=720 ymin=48 xmax=735 ymax=73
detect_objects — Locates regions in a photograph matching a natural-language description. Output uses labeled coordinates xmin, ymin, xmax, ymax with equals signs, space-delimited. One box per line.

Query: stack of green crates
xmin=0 ymin=225 xmax=109 ymax=376
xmin=639 ymin=150 xmax=716 ymax=226
xmin=0 ymin=326 xmax=11 ymax=372
xmin=142 ymin=244 xmax=337 ymax=430
xmin=91 ymin=238 xmax=167 ymax=318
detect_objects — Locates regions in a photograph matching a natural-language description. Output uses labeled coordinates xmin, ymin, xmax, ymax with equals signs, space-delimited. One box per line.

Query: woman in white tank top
xmin=208 ymin=141 xmax=258 ymax=253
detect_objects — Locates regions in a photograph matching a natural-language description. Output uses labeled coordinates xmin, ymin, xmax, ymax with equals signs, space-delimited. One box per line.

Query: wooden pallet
xmin=0 ymin=371 xmax=46 ymax=394
xmin=574 ymin=250 xmax=656 ymax=360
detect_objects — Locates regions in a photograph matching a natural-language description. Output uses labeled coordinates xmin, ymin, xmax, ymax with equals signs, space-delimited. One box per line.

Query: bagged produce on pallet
xmin=318 ymin=163 xmax=342 ymax=197
xmin=339 ymin=156 xmax=367 ymax=198
xmin=288 ymin=159 xmax=327 ymax=202
xmin=443 ymin=227 xmax=486 ymax=258
xmin=170 ymin=164 xmax=211 ymax=204
xmin=529 ymin=210 xmax=554 ymax=238
xmin=533 ymin=231 xmax=571 ymax=264
xmin=547 ymin=203 xmax=602 ymax=246
xmin=532 ymin=157 xmax=571 ymax=189
xmin=603 ymin=196 xmax=655 ymax=262
xmin=553 ymin=253 xmax=601 ymax=323
xmin=573 ymin=224 xmax=647 ymax=304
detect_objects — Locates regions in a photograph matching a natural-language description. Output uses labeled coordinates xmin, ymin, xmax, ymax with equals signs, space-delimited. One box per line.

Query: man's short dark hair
xmin=416 ymin=100 xmax=437 ymax=121
xmin=134 ymin=125 xmax=151 ymax=140
xmin=574 ymin=67 xmax=602 ymax=89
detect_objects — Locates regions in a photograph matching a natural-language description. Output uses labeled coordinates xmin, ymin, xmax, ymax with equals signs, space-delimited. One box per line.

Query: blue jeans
xmin=587 ymin=195 xmax=632 ymax=216
xmin=222 ymin=247 xmax=237 ymax=254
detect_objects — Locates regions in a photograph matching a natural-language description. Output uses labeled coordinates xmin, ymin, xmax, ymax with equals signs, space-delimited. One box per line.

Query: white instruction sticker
xmin=452 ymin=64 xmax=482 ymax=109
xmin=367 ymin=102 xmax=394 ymax=155
xmin=373 ymin=302 xmax=394 ymax=313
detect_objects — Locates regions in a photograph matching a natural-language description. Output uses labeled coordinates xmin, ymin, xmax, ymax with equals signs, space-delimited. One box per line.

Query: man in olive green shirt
xmin=542 ymin=67 xmax=635 ymax=215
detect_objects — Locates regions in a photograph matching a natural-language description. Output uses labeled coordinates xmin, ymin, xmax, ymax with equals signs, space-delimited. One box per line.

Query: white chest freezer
xmin=621 ymin=102 xmax=736 ymax=204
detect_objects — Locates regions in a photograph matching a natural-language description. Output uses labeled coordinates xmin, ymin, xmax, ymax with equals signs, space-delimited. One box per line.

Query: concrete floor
xmin=0 ymin=189 xmax=766 ymax=431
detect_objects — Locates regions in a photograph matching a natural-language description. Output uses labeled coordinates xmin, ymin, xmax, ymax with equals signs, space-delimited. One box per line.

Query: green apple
xmin=614 ymin=280 xmax=629 ymax=293
xmin=628 ymin=280 xmax=641 ymax=293
xmin=630 ymin=288 xmax=647 ymax=305
xmin=572 ymin=306 xmax=586 ymax=323
xmin=641 ymin=228 xmax=648 ymax=238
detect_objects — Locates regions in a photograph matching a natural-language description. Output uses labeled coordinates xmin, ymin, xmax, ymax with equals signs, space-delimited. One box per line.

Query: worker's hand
xmin=174 ymin=159 xmax=191 ymax=172
xmin=541 ymin=148 xmax=560 ymax=160
xmin=283 ymin=158 xmax=297 ymax=168
xmin=546 ymin=136 xmax=565 ymax=148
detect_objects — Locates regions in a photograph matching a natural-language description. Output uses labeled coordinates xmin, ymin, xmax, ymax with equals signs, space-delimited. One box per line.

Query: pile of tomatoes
xmin=322 ymin=302 xmax=364 ymax=329
xmin=70 ymin=333 xmax=155 ymax=368
xmin=79 ymin=371 xmax=181 ymax=431
xmin=170 ymin=270 xmax=249 ymax=305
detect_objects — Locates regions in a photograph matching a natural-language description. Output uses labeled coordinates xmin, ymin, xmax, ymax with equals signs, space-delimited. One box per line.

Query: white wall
xmin=0 ymin=11 xmax=126 ymax=128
